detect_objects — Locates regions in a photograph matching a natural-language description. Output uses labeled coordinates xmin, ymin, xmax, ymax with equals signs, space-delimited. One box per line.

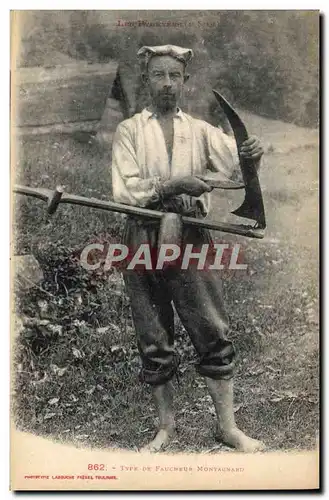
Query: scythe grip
xmin=47 ymin=186 xmax=64 ymax=214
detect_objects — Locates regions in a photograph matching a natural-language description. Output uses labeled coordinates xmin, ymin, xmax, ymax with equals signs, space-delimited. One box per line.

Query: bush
xmin=204 ymin=11 xmax=319 ymax=127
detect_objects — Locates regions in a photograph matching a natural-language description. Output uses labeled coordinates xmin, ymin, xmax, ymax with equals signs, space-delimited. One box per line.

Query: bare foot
xmin=216 ymin=426 xmax=266 ymax=453
xmin=140 ymin=428 xmax=175 ymax=453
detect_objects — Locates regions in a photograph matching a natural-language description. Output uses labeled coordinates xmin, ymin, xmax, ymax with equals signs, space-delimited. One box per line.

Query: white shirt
xmin=111 ymin=107 xmax=241 ymax=216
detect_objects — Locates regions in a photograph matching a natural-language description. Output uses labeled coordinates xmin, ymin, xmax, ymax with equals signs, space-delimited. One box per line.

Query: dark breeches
xmin=122 ymin=217 xmax=236 ymax=385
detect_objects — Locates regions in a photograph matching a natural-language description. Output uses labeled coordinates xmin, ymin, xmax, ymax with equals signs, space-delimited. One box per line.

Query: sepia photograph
xmin=10 ymin=9 xmax=319 ymax=490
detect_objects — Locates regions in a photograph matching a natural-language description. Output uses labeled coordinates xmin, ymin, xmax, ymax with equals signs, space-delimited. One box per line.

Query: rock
xmin=13 ymin=254 xmax=43 ymax=289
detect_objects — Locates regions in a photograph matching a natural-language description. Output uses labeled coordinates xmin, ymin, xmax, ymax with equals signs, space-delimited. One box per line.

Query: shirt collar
xmin=141 ymin=106 xmax=185 ymax=122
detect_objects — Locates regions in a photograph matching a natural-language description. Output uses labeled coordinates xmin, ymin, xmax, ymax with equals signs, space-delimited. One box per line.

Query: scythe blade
xmin=212 ymin=90 xmax=266 ymax=229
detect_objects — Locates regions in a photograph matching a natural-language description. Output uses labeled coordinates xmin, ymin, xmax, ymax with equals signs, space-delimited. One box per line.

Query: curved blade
xmin=213 ymin=90 xmax=266 ymax=229
xmin=200 ymin=176 xmax=245 ymax=190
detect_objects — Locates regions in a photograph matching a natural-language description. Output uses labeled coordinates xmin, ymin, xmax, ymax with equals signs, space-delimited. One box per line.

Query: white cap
xmin=137 ymin=44 xmax=193 ymax=68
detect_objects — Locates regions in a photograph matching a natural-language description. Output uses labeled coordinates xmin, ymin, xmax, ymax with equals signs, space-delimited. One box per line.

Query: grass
xmin=12 ymin=123 xmax=319 ymax=453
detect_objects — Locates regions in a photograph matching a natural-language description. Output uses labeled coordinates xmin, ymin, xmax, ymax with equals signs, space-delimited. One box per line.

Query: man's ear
xmin=184 ymin=73 xmax=190 ymax=83
xmin=141 ymin=72 xmax=149 ymax=85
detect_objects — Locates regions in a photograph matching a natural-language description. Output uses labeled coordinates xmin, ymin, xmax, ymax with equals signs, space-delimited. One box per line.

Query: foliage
xmin=16 ymin=11 xmax=319 ymax=127
xmin=205 ymin=11 xmax=319 ymax=126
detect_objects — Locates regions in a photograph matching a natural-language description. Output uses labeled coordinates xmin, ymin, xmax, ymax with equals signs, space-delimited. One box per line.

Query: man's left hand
xmin=239 ymin=136 xmax=264 ymax=161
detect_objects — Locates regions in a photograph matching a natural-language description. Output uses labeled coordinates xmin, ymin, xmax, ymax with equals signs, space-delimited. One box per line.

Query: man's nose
xmin=162 ymin=73 xmax=172 ymax=87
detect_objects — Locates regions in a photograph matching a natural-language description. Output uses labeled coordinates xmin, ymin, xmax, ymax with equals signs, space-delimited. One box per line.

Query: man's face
xmin=145 ymin=55 xmax=187 ymax=112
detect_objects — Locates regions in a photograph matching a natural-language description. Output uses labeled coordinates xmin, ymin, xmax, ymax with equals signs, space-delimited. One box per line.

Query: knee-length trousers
xmin=122 ymin=216 xmax=236 ymax=385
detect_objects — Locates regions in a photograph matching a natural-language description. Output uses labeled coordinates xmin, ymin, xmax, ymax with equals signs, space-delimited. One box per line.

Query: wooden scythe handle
xmin=13 ymin=185 xmax=265 ymax=239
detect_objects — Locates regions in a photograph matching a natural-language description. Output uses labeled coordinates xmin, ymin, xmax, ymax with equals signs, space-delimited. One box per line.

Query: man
xmin=111 ymin=44 xmax=265 ymax=453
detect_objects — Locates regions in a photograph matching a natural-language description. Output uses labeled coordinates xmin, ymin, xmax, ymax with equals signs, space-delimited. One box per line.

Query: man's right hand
xmin=161 ymin=176 xmax=213 ymax=198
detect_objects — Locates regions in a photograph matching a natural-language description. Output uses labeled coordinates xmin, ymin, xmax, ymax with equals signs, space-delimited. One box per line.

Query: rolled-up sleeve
xmin=205 ymin=124 xmax=243 ymax=184
xmin=111 ymin=123 xmax=162 ymax=207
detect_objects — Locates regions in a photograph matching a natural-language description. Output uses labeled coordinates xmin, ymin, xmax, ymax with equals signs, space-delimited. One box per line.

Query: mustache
xmin=158 ymin=92 xmax=176 ymax=98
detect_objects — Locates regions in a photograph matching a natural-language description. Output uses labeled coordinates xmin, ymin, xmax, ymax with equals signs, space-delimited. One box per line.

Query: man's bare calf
xmin=140 ymin=382 xmax=175 ymax=452
xmin=206 ymin=377 xmax=265 ymax=453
